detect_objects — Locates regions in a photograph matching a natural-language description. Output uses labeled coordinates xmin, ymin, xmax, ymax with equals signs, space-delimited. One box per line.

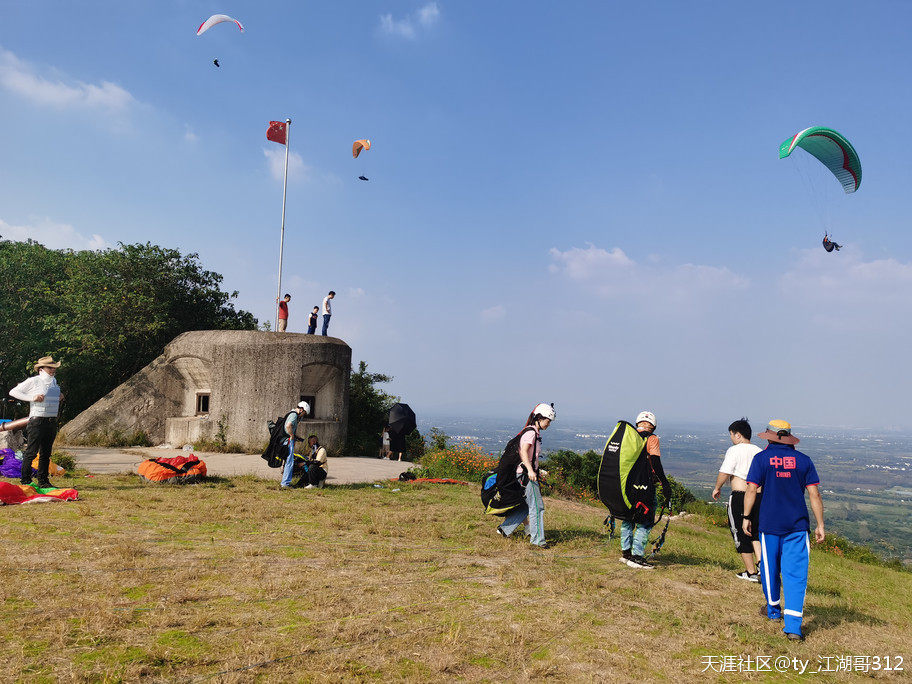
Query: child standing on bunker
xmin=496 ymin=403 xmax=555 ymax=549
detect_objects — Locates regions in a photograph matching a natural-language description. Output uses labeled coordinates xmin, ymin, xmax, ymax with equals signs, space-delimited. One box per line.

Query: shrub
xmin=544 ymin=449 xmax=601 ymax=499
xmin=51 ymin=450 xmax=77 ymax=473
xmin=192 ymin=437 xmax=249 ymax=454
xmin=405 ymin=429 xmax=425 ymax=461
xmin=415 ymin=439 xmax=497 ymax=481
xmin=70 ymin=427 xmax=152 ymax=448
xmin=428 ymin=428 xmax=450 ymax=451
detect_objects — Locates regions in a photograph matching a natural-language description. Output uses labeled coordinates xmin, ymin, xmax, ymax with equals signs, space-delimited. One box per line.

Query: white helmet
xmin=297 ymin=401 xmax=311 ymax=414
xmin=636 ymin=411 xmax=656 ymax=428
xmin=533 ymin=403 xmax=556 ymax=421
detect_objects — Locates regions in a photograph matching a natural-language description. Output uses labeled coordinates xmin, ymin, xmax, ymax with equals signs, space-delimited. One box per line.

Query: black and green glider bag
xmin=480 ymin=426 xmax=535 ymax=516
xmin=597 ymin=420 xmax=656 ymax=526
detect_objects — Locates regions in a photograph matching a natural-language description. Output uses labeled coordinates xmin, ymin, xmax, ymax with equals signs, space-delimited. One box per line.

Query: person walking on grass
xmin=9 ymin=356 xmax=64 ymax=489
xmin=620 ymin=411 xmax=672 ymax=570
xmin=712 ymin=417 xmax=762 ymax=582
xmin=496 ymin=403 xmax=554 ymax=549
xmin=743 ymin=419 xmax=825 ymax=642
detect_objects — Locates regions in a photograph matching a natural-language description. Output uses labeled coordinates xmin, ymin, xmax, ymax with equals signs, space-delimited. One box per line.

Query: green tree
xmin=405 ymin=429 xmax=425 ymax=461
xmin=345 ymin=361 xmax=398 ymax=457
xmin=0 ymin=239 xmax=256 ymax=420
xmin=0 ymin=240 xmax=68 ymax=418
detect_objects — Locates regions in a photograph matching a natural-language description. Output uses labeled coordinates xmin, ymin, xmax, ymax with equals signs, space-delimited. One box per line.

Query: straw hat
xmin=33 ymin=355 xmax=61 ymax=370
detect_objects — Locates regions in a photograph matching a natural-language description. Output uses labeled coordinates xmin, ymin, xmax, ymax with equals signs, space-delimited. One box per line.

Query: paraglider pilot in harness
xmin=822 ymin=233 xmax=842 ymax=252
xmin=620 ymin=411 xmax=672 ymax=570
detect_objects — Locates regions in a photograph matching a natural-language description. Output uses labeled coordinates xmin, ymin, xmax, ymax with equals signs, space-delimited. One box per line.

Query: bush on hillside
xmin=65 ymin=427 xmax=152 ymax=448
xmin=415 ymin=439 xmax=497 ymax=481
xmin=51 ymin=451 xmax=77 ymax=473
xmin=405 ymin=429 xmax=426 ymax=461
xmin=545 ymin=448 xmax=695 ymax=510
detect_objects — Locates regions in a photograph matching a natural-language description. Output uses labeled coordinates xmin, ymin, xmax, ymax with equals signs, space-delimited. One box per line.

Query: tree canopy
xmin=0 ymin=239 xmax=256 ymax=420
xmin=345 ymin=360 xmax=399 ymax=457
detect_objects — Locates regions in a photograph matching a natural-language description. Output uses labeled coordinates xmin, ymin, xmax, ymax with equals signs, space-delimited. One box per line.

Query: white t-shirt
xmin=719 ymin=442 xmax=761 ymax=481
xmin=322 ymin=296 xmax=332 ymax=315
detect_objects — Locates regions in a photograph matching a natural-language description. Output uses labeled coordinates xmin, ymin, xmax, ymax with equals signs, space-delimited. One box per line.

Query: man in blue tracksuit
xmin=742 ymin=420 xmax=825 ymax=641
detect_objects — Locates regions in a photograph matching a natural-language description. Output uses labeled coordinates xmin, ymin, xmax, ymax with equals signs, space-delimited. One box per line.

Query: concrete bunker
xmin=60 ymin=330 xmax=352 ymax=452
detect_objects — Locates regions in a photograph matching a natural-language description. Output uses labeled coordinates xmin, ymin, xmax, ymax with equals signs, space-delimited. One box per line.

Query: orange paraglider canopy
xmin=352 ymin=139 xmax=371 ymax=158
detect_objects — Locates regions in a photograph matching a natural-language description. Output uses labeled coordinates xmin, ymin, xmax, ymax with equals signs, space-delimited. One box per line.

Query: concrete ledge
xmin=66 ymin=447 xmax=413 ymax=485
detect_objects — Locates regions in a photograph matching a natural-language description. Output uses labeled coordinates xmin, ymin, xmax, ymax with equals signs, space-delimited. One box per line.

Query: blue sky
xmin=2 ymin=2 xmax=911 ymax=430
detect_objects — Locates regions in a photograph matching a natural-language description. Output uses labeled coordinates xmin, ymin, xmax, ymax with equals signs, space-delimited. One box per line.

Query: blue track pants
xmin=759 ymin=530 xmax=810 ymax=636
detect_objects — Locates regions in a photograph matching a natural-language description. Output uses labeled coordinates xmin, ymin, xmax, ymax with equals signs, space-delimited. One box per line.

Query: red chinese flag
xmin=267 ymin=121 xmax=287 ymax=145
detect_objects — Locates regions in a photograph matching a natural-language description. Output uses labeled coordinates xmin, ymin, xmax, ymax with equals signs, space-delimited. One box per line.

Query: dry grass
xmin=1 ymin=474 xmax=909 ymax=683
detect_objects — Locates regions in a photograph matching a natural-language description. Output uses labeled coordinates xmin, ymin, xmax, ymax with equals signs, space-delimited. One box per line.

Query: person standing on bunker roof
xmin=712 ymin=417 xmax=763 ymax=582
xmin=280 ymin=401 xmax=309 ymax=488
xmin=620 ymin=411 xmax=672 ymax=570
xmin=277 ymin=294 xmax=291 ymax=332
xmin=743 ymin=419 xmax=825 ymax=642
xmin=496 ymin=403 xmax=555 ymax=549
xmin=321 ymin=291 xmax=335 ymax=336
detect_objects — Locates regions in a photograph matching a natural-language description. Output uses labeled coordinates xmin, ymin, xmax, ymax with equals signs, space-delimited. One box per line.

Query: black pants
xmin=22 ymin=417 xmax=57 ymax=485
xmin=307 ymin=465 xmax=327 ymax=486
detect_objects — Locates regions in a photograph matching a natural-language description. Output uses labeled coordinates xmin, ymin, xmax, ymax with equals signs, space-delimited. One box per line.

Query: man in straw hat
xmin=742 ymin=419 xmax=825 ymax=642
xmin=8 ymin=356 xmax=64 ymax=489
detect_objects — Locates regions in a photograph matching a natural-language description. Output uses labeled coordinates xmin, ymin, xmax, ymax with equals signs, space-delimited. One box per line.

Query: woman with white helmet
xmin=496 ymin=403 xmax=555 ymax=548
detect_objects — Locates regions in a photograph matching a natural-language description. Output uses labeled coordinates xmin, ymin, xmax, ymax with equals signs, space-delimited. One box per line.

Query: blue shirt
xmin=285 ymin=411 xmax=299 ymax=441
xmin=746 ymin=442 xmax=820 ymax=536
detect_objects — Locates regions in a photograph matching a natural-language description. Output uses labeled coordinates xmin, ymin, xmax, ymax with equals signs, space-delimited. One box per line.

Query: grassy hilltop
xmin=1 ymin=474 xmax=909 ymax=683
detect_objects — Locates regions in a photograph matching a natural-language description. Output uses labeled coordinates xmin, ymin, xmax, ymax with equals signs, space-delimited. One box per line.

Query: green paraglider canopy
xmin=779 ymin=126 xmax=861 ymax=194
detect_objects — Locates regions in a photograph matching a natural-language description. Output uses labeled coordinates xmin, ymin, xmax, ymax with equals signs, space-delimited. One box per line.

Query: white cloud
xmin=417 ymin=2 xmax=441 ymax=28
xmin=1 ymin=217 xmax=110 ymax=251
xmin=183 ymin=124 xmax=199 ymax=145
xmin=480 ymin=305 xmax=505 ymax=322
xmin=0 ymin=47 xmax=133 ymax=113
xmin=264 ymin=147 xmax=310 ymax=183
xmin=379 ymin=2 xmax=440 ymax=39
xmin=548 ymin=243 xmax=748 ymax=310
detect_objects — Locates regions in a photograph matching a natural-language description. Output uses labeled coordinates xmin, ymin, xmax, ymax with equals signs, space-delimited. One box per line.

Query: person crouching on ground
xmin=712 ymin=417 xmax=762 ymax=581
xmin=9 ymin=356 xmax=64 ymax=489
xmin=743 ymin=419 xmax=825 ymax=642
xmin=497 ymin=403 xmax=555 ymax=549
xmin=621 ymin=411 xmax=672 ymax=570
xmin=302 ymin=434 xmax=328 ymax=489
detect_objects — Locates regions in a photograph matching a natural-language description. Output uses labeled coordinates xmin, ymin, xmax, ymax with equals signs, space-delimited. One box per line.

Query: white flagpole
xmin=275 ymin=118 xmax=291 ymax=331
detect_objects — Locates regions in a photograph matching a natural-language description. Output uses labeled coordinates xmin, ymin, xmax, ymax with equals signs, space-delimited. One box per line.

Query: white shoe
xmin=304 ymin=484 xmax=314 ymax=489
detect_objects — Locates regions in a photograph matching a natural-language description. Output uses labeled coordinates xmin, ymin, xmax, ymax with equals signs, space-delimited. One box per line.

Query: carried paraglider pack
xmin=480 ymin=426 xmax=535 ymax=516
xmin=261 ymin=412 xmax=295 ymax=468
xmin=597 ymin=421 xmax=657 ymax=526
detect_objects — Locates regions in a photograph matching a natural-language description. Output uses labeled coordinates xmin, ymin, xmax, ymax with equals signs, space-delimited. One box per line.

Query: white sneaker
xmin=304 ymin=484 xmax=314 ymax=489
